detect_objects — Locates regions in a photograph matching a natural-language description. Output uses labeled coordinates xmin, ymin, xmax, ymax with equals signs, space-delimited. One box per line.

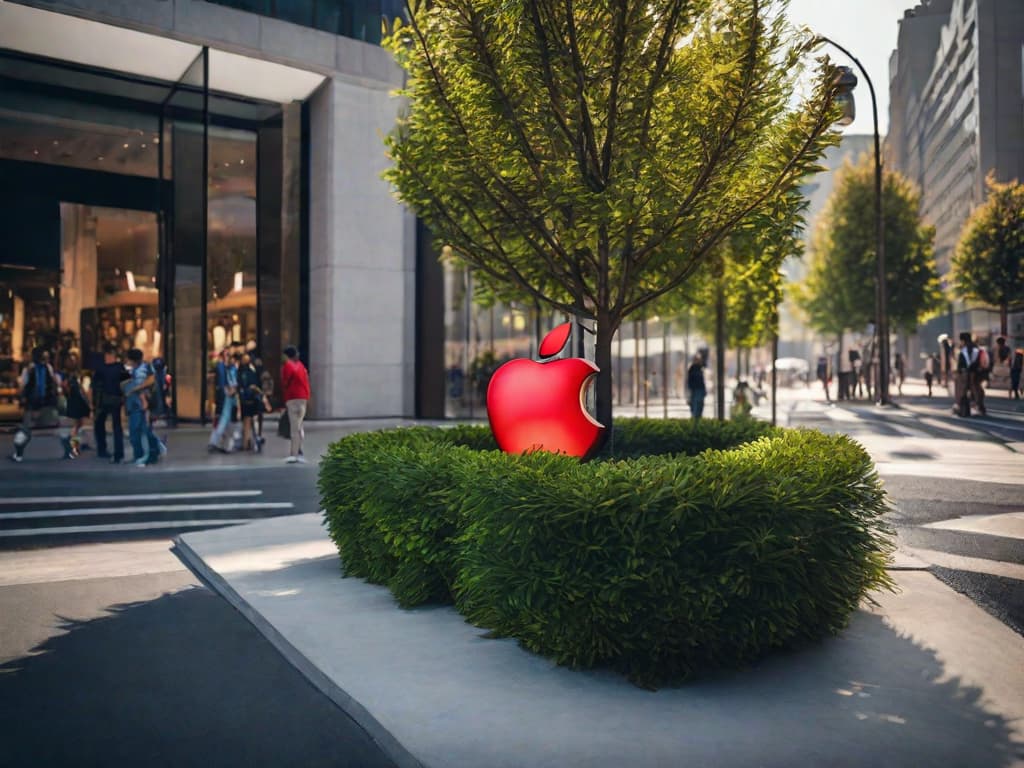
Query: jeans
xmin=128 ymin=410 xmax=147 ymax=462
xmin=95 ymin=401 xmax=124 ymax=460
xmin=690 ymin=392 xmax=706 ymax=420
xmin=286 ymin=399 xmax=307 ymax=457
xmin=210 ymin=395 xmax=237 ymax=450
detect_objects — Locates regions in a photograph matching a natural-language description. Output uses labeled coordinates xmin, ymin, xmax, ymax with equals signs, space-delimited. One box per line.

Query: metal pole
xmin=771 ymin=332 xmax=779 ymax=426
xmin=662 ymin=318 xmax=669 ymax=419
xmin=819 ymin=36 xmax=889 ymax=405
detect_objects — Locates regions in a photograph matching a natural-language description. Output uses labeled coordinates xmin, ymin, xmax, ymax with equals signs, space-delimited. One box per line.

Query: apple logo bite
xmin=486 ymin=323 xmax=605 ymax=458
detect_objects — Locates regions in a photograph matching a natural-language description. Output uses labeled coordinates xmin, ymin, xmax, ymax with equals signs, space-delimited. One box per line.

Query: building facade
xmin=887 ymin=0 xmax=1024 ymax=344
xmin=0 ymin=0 xmax=429 ymax=421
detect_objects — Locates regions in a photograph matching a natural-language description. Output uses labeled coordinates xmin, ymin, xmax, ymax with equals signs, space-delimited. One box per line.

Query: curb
xmin=171 ymin=535 xmax=426 ymax=768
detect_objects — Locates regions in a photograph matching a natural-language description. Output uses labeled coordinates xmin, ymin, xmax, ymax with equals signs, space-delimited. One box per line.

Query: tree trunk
xmin=1001 ymin=302 xmax=1008 ymax=337
xmin=593 ymin=313 xmax=616 ymax=455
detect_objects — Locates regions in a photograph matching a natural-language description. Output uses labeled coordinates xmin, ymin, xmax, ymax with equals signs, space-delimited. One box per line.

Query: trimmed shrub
xmin=320 ymin=420 xmax=893 ymax=687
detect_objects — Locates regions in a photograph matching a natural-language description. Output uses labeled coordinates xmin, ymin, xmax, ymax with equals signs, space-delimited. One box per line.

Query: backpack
xmin=23 ymin=363 xmax=58 ymax=409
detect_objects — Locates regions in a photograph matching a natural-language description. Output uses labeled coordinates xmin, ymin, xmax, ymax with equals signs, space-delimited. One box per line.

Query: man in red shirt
xmin=281 ymin=346 xmax=310 ymax=463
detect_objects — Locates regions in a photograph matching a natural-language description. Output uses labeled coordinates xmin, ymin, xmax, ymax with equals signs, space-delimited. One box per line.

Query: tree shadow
xmin=0 ymin=586 xmax=397 ymax=768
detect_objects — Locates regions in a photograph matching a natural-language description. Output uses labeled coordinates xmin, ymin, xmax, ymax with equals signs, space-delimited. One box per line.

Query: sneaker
xmin=10 ymin=453 xmax=22 ymax=463
xmin=134 ymin=457 xmax=148 ymax=467
xmin=296 ymin=455 xmax=308 ymax=464
xmin=285 ymin=456 xmax=298 ymax=464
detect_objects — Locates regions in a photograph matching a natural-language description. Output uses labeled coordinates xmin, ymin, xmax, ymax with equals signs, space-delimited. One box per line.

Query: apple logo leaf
xmin=538 ymin=322 xmax=572 ymax=360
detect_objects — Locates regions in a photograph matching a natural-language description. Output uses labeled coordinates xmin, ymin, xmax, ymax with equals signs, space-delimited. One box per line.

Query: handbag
xmin=277 ymin=409 xmax=291 ymax=439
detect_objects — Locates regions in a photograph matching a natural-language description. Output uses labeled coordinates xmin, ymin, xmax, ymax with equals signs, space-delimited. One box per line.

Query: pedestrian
xmin=123 ymin=348 xmax=162 ymax=466
xmin=1011 ymin=349 xmax=1023 ymax=400
xmin=816 ymin=355 xmax=831 ymax=403
xmin=849 ymin=347 xmax=863 ymax=398
xmin=837 ymin=348 xmax=852 ymax=400
xmin=686 ymin=353 xmax=706 ymax=421
xmin=924 ymin=352 xmax=939 ymax=397
xmin=62 ymin=353 xmax=92 ymax=459
xmin=237 ymin=352 xmax=263 ymax=453
xmin=209 ymin=351 xmax=240 ymax=454
xmin=255 ymin=350 xmax=274 ymax=445
xmin=281 ymin=346 xmax=310 ymax=462
xmin=212 ymin=347 xmax=228 ymax=422
xmin=10 ymin=347 xmax=63 ymax=463
xmin=894 ymin=352 xmax=905 ymax=396
xmin=994 ymin=336 xmax=1011 ymax=365
xmin=955 ymin=332 xmax=986 ymax=417
xmin=93 ymin=342 xmax=126 ymax=464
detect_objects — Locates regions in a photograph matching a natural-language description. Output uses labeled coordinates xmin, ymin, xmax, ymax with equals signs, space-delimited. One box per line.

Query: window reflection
xmin=206 ymin=126 xmax=257 ymax=410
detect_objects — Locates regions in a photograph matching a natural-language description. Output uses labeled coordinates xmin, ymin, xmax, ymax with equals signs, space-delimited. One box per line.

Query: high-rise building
xmin=887 ymin=0 xmax=1024 ymax=282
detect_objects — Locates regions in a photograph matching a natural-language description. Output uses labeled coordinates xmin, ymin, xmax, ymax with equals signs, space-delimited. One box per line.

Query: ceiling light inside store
xmin=123 ymin=143 xmax=129 ymax=149
xmin=126 ymin=271 xmax=136 ymax=292
xmin=233 ymin=272 xmax=243 ymax=293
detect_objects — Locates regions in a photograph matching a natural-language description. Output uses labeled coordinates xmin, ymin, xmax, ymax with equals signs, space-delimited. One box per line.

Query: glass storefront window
xmin=205 ymin=126 xmax=258 ymax=414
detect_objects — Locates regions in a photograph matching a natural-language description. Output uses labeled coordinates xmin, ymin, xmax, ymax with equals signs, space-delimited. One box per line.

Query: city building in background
xmin=0 ymin=0 xmax=415 ymax=421
xmin=782 ymin=134 xmax=874 ymax=363
xmin=887 ymin=0 xmax=1024 ymax=348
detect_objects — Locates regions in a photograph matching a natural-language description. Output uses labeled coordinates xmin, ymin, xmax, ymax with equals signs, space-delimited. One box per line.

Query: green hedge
xmin=319 ymin=419 xmax=893 ymax=687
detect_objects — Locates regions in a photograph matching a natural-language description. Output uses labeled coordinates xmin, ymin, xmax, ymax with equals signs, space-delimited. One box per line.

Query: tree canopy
xmin=383 ymin=0 xmax=845 ymax=432
xmin=795 ymin=154 xmax=942 ymax=339
xmin=953 ymin=173 xmax=1024 ymax=336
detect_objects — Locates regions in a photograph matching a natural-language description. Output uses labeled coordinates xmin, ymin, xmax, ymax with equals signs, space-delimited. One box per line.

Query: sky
xmin=786 ymin=0 xmax=921 ymax=137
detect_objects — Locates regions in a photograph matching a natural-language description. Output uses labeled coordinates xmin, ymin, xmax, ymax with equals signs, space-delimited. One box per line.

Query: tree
xmin=953 ymin=173 xmax=1024 ymax=336
xmin=795 ymin=154 xmax=942 ymax=340
xmin=383 ymin=0 xmax=844 ymax=440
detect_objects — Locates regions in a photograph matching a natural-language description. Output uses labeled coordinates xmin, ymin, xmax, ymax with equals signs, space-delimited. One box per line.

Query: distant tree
xmin=795 ymin=154 xmax=942 ymax=340
xmin=382 ymin=0 xmax=846 ymax=438
xmin=953 ymin=173 xmax=1024 ymax=336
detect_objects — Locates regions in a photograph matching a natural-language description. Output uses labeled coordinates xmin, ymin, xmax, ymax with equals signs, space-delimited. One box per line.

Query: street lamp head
xmin=832 ymin=66 xmax=857 ymax=126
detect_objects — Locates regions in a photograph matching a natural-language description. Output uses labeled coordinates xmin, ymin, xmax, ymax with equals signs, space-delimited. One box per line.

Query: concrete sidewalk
xmin=177 ymin=513 xmax=1024 ymax=768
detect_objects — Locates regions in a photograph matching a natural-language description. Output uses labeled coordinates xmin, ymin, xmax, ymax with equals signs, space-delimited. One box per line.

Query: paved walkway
xmin=178 ymin=497 xmax=1024 ymax=767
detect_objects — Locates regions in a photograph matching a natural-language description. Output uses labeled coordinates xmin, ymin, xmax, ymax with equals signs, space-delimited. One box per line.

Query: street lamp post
xmin=817 ymin=36 xmax=890 ymax=405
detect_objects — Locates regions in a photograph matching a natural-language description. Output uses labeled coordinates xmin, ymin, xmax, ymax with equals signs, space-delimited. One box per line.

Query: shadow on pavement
xmin=0 ymin=586 xmax=398 ymax=768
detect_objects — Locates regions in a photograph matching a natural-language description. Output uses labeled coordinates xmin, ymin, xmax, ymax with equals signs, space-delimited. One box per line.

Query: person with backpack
xmin=123 ymin=348 xmax=163 ymax=466
xmin=237 ymin=352 xmax=264 ymax=453
xmin=209 ymin=351 xmax=241 ymax=454
xmin=10 ymin=347 xmax=65 ymax=462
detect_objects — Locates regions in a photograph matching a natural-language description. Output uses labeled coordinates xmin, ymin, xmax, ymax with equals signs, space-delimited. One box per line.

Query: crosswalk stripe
xmin=0 ymin=520 xmax=257 ymax=537
xmin=924 ymin=512 xmax=1024 ymax=540
xmin=1 ymin=502 xmax=294 ymax=520
xmin=0 ymin=491 xmax=263 ymax=505
xmin=902 ymin=546 xmax=1024 ymax=581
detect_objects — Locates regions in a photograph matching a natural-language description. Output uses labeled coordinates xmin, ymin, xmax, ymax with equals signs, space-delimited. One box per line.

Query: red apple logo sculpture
xmin=486 ymin=323 xmax=605 ymax=458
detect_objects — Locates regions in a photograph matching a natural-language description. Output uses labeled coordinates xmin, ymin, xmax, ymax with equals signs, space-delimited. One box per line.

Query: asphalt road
xmin=0 ymin=564 xmax=398 ymax=768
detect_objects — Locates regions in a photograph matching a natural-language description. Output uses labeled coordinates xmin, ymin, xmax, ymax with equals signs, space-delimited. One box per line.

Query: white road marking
xmin=902 ymin=546 xmax=1024 ymax=581
xmin=0 ymin=519 xmax=257 ymax=537
xmin=924 ymin=512 xmax=1024 ymax=540
xmin=1 ymin=502 xmax=294 ymax=520
xmin=0 ymin=490 xmax=263 ymax=505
